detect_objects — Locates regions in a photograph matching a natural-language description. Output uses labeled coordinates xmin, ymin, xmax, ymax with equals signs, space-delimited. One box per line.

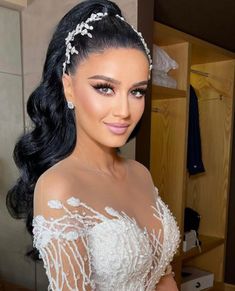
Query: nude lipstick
xmin=104 ymin=122 xmax=129 ymax=135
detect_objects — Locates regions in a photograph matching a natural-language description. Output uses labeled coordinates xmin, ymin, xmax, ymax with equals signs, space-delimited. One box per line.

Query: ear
xmin=62 ymin=73 xmax=75 ymax=103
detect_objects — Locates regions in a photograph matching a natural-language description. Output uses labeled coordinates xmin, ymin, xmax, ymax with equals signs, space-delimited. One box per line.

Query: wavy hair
xmin=6 ymin=0 xmax=149 ymax=260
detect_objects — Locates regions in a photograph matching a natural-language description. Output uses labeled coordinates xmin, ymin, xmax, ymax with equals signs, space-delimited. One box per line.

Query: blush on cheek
xmin=78 ymin=90 xmax=107 ymax=117
xmin=134 ymin=100 xmax=145 ymax=119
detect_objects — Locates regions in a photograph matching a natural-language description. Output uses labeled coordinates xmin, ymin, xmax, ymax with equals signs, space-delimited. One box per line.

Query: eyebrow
xmin=88 ymin=75 xmax=148 ymax=87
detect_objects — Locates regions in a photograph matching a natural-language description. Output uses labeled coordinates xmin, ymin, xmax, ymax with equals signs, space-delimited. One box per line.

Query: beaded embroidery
xmin=32 ymin=187 xmax=180 ymax=291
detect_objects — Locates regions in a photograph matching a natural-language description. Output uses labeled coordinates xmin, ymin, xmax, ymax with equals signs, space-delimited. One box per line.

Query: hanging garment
xmin=187 ymin=85 xmax=205 ymax=175
xmin=152 ymin=45 xmax=179 ymax=88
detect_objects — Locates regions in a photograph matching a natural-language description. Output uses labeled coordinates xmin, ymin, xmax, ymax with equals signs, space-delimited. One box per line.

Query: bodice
xmin=32 ymin=186 xmax=181 ymax=291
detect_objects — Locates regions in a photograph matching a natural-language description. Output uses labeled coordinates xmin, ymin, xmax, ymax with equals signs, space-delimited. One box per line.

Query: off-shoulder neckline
xmin=33 ymin=187 xmax=168 ymax=249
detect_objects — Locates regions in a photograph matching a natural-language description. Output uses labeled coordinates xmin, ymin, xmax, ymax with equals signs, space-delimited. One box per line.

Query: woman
xmin=7 ymin=0 xmax=181 ymax=290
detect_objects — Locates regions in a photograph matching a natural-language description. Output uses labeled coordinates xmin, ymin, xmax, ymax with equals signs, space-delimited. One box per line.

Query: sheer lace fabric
xmin=33 ymin=187 xmax=180 ymax=291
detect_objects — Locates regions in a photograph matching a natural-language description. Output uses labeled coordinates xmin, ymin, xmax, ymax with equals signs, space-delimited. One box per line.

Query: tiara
xmin=62 ymin=12 xmax=152 ymax=75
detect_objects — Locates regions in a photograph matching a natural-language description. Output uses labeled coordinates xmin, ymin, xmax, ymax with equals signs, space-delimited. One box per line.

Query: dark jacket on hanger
xmin=187 ymin=85 xmax=205 ymax=175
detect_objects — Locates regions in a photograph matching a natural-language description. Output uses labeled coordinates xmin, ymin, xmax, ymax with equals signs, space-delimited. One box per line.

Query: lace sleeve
xmin=32 ymin=199 xmax=97 ymax=290
xmin=152 ymin=186 xmax=181 ymax=286
xmin=32 ymin=174 xmax=97 ymax=291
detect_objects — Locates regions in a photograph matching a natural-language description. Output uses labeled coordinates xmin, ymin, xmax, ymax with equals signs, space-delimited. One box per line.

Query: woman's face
xmin=62 ymin=47 xmax=149 ymax=149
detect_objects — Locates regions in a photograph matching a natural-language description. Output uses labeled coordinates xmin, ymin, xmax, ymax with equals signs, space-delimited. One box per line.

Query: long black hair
xmin=6 ymin=0 xmax=150 ymax=260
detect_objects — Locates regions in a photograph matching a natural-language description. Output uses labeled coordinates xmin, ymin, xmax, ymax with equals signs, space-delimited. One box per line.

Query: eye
xmin=92 ymin=83 xmax=114 ymax=96
xmin=131 ymin=88 xmax=147 ymax=98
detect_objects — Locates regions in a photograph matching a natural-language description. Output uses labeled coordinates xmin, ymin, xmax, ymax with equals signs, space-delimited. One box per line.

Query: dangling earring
xmin=67 ymin=101 xmax=74 ymax=109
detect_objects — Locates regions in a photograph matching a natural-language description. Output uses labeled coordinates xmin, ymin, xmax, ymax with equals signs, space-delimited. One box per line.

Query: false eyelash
xmin=92 ymin=82 xmax=114 ymax=90
xmin=133 ymin=88 xmax=147 ymax=94
xmin=92 ymin=82 xmax=147 ymax=97
xmin=131 ymin=88 xmax=148 ymax=99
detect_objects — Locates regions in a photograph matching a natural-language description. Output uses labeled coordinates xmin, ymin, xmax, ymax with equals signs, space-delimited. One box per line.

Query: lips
xmin=104 ymin=122 xmax=130 ymax=135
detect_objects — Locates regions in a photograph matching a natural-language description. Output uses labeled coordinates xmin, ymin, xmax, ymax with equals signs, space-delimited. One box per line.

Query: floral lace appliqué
xmin=32 ymin=187 xmax=181 ymax=291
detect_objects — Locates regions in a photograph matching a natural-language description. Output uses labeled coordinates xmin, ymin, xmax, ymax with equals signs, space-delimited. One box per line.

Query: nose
xmin=112 ymin=93 xmax=130 ymax=118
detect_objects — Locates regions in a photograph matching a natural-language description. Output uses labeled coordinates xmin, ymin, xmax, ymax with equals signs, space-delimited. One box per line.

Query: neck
xmin=71 ymin=132 xmax=122 ymax=174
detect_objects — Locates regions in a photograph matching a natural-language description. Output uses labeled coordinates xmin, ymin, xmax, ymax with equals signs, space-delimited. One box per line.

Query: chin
xmin=106 ymin=141 xmax=128 ymax=149
xmin=102 ymin=136 xmax=130 ymax=149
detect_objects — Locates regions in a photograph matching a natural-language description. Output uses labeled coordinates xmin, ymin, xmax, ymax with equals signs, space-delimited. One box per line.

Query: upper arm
xmin=33 ymin=171 xmax=95 ymax=290
xmin=33 ymin=170 xmax=69 ymax=217
xmin=155 ymin=270 xmax=179 ymax=291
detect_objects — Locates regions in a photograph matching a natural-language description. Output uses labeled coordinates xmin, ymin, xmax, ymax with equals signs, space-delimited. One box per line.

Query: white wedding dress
xmin=32 ymin=186 xmax=180 ymax=291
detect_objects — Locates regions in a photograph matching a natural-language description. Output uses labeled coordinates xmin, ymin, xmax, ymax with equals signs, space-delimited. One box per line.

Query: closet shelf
xmin=178 ymin=235 xmax=224 ymax=262
xmin=152 ymin=85 xmax=187 ymax=99
xmin=204 ymin=281 xmax=225 ymax=291
xmin=150 ymin=21 xmax=235 ymax=287
xmin=154 ymin=21 xmax=235 ymax=64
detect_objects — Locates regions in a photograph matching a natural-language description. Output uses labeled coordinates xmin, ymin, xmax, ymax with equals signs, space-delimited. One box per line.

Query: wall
xmin=225 ymin=110 xmax=235 ymax=284
xmin=0 ymin=5 xmax=35 ymax=290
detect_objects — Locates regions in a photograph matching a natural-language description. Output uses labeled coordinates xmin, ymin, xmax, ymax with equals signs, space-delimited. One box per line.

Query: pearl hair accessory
xmin=62 ymin=12 xmax=152 ymax=76
xmin=67 ymin=101 xmax=75 ymax=109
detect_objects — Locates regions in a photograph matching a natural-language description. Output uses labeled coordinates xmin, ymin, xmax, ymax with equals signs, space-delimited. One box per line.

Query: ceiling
xmin=154 ymin=0 xmax=235 ymax=53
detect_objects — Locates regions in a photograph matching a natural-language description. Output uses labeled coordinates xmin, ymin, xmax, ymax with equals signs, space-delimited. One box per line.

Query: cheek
xmin=77 ymin=90 xmax=107 ymax=118
xmin=130 ymin=98 xmax=145 ymax=121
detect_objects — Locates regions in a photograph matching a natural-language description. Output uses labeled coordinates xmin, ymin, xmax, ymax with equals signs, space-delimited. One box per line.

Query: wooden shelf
xmin=154 ymin=21 xmax=235 ymax=64
xmin=151 ymin=19 xmax=235 ymax=287
xmin=152 ymin=85 xmax=187 ymax=99
xmin=177 ymin=235 xmax=225 ymax=262
xmin=205 ymin=282 xmax=235 ymax=291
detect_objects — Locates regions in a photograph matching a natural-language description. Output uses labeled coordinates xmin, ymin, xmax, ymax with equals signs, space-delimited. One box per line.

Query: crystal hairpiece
xmin=63 ymin=12 xmax=108 ymax=74
xmin=115 ymin=14 xmax=152 ymax=71
xmin=62 ymin=12 xmax=152 ymax=76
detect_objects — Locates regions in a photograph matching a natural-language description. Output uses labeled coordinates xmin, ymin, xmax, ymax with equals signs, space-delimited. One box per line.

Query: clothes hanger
xmin=198 ymin=79 xmax=229 ymax=99
xmin=190 ymin=68 xmax=232 ymax=99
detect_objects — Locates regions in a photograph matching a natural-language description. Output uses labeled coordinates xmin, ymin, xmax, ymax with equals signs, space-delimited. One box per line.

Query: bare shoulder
xmin=126 ymin=158 xmax=152 ymax=179
xmin=126 ymin=158 xmax=158 ymax=198
xmin=33 ymin=159 xmax=82 ymax=216
xmin=35 ymin=165 xmax=70 ymax=198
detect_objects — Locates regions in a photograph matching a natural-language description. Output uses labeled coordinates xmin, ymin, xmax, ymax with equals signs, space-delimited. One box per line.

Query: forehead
xmin=74 ymin=47 xmax=149 ymax=81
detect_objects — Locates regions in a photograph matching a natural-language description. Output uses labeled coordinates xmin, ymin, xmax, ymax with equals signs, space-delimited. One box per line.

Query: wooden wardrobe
xmin=149 ymin=22 xmax=235 ymax=289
